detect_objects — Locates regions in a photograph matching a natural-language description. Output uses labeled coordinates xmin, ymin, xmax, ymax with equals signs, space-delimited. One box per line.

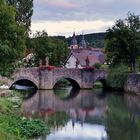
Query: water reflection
xmin=54 ymin=87 xmax=80 ymax=100
xmin=22 ymin=89 xmax=107 ymax=120
xmin=22 ymin=89 xmax=107 ymax=140
xmin=46 ymin=121 xmax=107 ymax=140
xmin=124 ymin=94 xmax=140 ymax=115
xmin=106 ymin=93 xmax=140 ymax=140
xmin=21 ymin=89 xmax=140 ymax=140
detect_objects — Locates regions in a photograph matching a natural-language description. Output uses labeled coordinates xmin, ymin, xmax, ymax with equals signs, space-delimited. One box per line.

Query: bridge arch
xmin=53 ymin=77 xmax=80 ymax=89
xmin=92 ymin=70 xmax=108 ymax=89
xmin=9 ymin=77 xmax=39 ymax=90
xmin=93 ymin=78 xmax=107 ymax=89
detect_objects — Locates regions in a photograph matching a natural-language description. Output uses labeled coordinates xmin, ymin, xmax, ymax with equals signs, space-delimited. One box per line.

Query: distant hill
xmin=67 ymin=32 xmax=106 ymax=48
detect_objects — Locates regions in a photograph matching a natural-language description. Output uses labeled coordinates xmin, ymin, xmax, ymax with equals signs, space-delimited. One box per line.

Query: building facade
xmin=65 ymin=32 xmax=105 ymax=68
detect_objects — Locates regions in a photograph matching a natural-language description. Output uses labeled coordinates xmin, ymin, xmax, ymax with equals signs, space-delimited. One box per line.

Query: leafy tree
xmin=27 ymin=31 xmax=68 ymax=66
xmin=105 ymin=13 xmax=140 ymax=72
xmin=49 ymin=37 xmax=68 ymax=66
xmin=31 ymin=31 xmax=51 ymax=66
xmin=6 ymin=0 xmax=33 ymax=32
xmin=0 ymin=0 xmax=25 ymax=76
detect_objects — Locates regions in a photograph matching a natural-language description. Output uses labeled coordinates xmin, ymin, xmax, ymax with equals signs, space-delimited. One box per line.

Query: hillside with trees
xmin=66 ymin=32 xmax=106 ymax=48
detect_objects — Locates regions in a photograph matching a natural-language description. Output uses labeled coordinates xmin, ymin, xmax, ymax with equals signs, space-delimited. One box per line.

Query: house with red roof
xmin=65 ymin=32 xmax=106 ymax=68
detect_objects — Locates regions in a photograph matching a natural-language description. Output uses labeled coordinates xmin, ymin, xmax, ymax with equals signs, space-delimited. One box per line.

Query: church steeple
xmin=79 ymin=34 xmax=87 ymax=48
xmin=70 ymin=32 xmax=78 ymax=49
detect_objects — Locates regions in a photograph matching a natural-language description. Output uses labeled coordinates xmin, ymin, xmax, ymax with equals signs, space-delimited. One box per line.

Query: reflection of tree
xmin=47 ymin=111 xmax=69 ymax=130
xmin=106 ymin=94 xmax=140 ymax=140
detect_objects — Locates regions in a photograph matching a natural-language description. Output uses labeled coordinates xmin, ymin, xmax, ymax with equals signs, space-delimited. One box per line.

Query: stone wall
xmin=124 ymin=73 xmax=140 ymax=94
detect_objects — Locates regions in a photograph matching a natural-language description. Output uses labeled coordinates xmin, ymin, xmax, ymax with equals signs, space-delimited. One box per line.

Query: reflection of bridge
xmin=22 ymin=90 xmax=107 ymax=120
xmin=9 ymin=67 xmax=107 ymax=89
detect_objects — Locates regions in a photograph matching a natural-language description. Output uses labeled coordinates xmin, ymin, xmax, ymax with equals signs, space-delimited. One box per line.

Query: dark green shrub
xmin=93 ymin=63 xmax=101 ymax=69
xmin=107 ymin=64 xmax=128 ymax=89
xmin=0 ymin=115 xmax=49 ymax=139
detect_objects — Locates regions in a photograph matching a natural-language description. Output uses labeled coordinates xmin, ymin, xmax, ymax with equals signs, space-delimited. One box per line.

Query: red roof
xmin=71 ymin=49 xmax=105 ymax=66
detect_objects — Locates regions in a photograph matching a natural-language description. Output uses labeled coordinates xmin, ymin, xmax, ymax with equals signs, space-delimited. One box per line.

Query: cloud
xmin=32 ymin=0 xmax=140 ymax=21
xmin=36 ymin=0 xmax=80 ymax=9
xmin=31 ymin=20 xmax=114 ymax=37
xmin=46 ymin=0 xmax=80 ymax=9
xmin=31 ymin=0 xmax=140 ymax=36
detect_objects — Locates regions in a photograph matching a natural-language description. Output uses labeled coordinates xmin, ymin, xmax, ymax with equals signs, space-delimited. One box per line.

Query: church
xmin=65 ymin=32 xmax=106 ymax=68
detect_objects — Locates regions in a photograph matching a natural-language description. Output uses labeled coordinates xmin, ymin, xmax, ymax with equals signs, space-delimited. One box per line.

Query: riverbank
xmin=0 ymin=90 xmax=50 ymax=140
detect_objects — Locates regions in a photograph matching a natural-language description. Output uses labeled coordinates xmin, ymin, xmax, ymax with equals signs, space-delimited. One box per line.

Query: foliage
xmin=0 ymin=90 xmax=23 ymax=115
xmin=6 ymin=0 xmax=33 ymax=32
xmin=100 ymin=64 xmax=109 ymax=70
xmin=49 ymin=36 xmax=68 ymax=66
xmin=93 ymin=63 xmax=101 ymax=69
xmin=30 ymin=31 xmax=51 ymax=65
xmin=105 ymin=13 xmax=140 ymax=72
xmin=0 ymin=90 xmax=50 ymax=140
xmin=54 ymin=79 xmax=71 ymax=89
xmin=93 ymin=81 xmax=103 ymax=88
xmin=67 ymin=32 xmax=106 ymax=48
xmin=0 ymin=115 xmax=49 ymax=139
xmin=0 ymin=128 xmax=23 ymax=140
xmin=0 ymin=98 xmax=15 ymax=115
xmin=0 ymin=1 xmax=25 ymax=76
xmin=27 ymin=31 xmax=68 ymax=66
xmin=107 ymin=64 xmax=128 ymax=89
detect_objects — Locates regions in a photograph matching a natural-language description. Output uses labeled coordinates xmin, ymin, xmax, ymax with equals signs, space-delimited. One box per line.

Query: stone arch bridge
xmin=9 ymin=67 xmax=108 ymax=89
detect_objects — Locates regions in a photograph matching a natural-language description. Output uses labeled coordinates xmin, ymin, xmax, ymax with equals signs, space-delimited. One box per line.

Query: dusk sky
xmin=31 ymin=0 xmax=140 ymax=37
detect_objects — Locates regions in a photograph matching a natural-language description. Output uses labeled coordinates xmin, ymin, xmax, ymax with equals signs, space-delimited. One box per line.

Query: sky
xmin=31 ymin=0 xmax=140 ymax=37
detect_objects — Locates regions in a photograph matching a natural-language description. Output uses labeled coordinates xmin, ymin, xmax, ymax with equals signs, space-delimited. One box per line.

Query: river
xmin=21 ymin=88 xmax=140 ymax=140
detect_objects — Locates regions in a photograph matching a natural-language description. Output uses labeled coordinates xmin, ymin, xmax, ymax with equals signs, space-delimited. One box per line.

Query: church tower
xmin=79 ymin=34 xmax=87 ymax=48
xmin=70 ymin=32 xmax=78 ymax=49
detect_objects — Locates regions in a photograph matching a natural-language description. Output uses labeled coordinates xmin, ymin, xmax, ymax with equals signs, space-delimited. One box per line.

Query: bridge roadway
xmin=9 ymin=67 xmax=107 ymax=89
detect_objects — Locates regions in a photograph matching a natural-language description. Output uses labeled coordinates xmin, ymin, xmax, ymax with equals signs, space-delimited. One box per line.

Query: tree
xmin=49 ymin=37 xmax=68 ymax=66
xmin=105 ymin=13 xmax=140 ymax=72
xmin=6 ymin=0 xmax=33 ymax=32
xmin=31 ymin=31 xmax=51 ymax=66
xmin=27 ymin=31 xmax=68 ymax=66
xmin=0 ymin=0 xmax=25 ymax=76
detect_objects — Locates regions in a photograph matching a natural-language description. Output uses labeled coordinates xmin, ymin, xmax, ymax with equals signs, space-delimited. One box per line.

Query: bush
xmin=0 ymin=115 xmax=49 ymax=139
xmin=0 ymin=90 xmax=50 ymax=139
xmin=107 ymin=64 xmax=128 ymax=89
xmin=93 ymin=63 xmax=101 ymax=69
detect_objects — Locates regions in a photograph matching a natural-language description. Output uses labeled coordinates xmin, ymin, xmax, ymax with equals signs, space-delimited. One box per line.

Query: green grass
xmin=0 ymin=90 xmax=50 ymax=140
xmin=93 ymin=81 xmax=103 ymax=88
xmin=101 ymin=64 xmax=109 ymax=70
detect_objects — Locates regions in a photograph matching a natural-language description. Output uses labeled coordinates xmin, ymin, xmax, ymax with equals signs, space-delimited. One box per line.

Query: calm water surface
xmin=21 ymin=88 xmax=140 ymax=140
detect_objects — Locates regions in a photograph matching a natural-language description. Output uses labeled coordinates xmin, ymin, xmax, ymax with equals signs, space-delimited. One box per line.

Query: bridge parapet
xmin=9 ymin=67 xmax=108 ymax=89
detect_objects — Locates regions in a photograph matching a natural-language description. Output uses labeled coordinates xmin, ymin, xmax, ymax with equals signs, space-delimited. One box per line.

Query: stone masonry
xmin=9 ymin=67 xmax=108 ymax=89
